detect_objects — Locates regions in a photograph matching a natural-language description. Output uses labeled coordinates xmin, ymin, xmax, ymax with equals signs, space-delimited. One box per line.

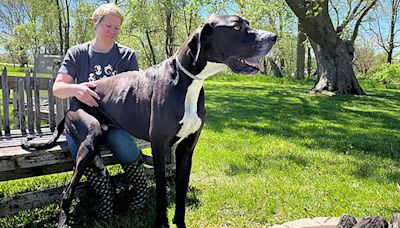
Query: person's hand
xmin=74 ymin=82 xmax=100 ymax=107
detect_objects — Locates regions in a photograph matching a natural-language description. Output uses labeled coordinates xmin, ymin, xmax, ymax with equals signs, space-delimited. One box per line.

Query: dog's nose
xmin=269 ymin=33 xmax=277 ymax=43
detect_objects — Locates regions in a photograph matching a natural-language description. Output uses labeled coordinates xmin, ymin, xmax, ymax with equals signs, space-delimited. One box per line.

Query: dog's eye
xmin=234 ymin=25 xmax=241 ymax=31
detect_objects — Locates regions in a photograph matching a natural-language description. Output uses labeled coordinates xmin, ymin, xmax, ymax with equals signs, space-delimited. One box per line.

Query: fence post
xmin=48 ymin=79 xmax=56 ymax=131
xmin=0 ymin=73 xmax=2 ymax=137
xmin=55 ymin=98 xmax=63 ymax=124
xmin=33 ymin=70 xmax=42 ymax=134
xmin=25 ymin=70 xmax=34 ymax=134
xmin=1 ymin=67 xmax=11 ymax=136
xmin=13 ymin=89 xmax=19 ymax=129
xmin=18 ymin=79 xmax=27 ymax=135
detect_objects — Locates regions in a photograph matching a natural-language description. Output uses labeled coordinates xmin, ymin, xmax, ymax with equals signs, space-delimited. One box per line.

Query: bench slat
xmin=0 ymin=129 xmax=153 ymax=180
xmin=0 ymin=133 xmax=150 ymax=150
xmin=0 ymin=144 xmax=151 ymax=177
xmin=0 ymin=183 xmax=88 ymax=217
xmin=0 ymin=152 xmax=154 ymax=181
xmin=0 ymin=165 xmax=175 ymax=217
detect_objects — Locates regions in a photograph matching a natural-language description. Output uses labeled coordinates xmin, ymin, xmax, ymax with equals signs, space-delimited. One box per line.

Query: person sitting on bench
xmin=53 ymin=3 xmax=148 ymax=220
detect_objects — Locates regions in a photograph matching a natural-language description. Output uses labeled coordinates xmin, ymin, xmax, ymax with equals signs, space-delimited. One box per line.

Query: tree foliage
xmin=367 ymin=62 xmax=400 ymax=85
xmin=120 ymin=0 xmax=204 ymax=68
xmin=0 ymin=0 xmax=92 ymax=59
xmin=353 ymin=36 xmax=381 ymax=74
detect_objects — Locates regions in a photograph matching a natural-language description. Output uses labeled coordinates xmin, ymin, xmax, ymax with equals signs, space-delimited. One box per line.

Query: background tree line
xmin=0 ymin=0 xmax=399 ymax=94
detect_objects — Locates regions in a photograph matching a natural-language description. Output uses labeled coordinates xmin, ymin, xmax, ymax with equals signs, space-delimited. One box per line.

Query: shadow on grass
xmin=226 ymin=153 xmax=311 ymax=176
xmin=0 ymin=179 xmax=202 ymax=228
xmin=204 ymin=82 xmax=400 ymax=182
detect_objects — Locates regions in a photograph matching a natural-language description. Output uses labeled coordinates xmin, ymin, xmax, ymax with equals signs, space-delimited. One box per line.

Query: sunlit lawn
xmin=0 ymin=74 xmax=399 ymax=227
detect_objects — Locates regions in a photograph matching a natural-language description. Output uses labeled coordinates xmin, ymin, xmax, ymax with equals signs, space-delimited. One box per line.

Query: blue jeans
xmin=66 ymin=127 xmax=141 ymax=164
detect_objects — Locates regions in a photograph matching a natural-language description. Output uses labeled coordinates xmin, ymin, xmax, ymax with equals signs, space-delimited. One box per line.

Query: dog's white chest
xmin=176 ymin=80 xmax=203 ymax=140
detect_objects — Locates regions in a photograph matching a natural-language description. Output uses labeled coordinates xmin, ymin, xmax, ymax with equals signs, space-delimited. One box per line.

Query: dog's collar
xmin=175 ymin=58 xmax=227 ymax=81
xmin=175 ymin=57 xmax=204 ymax=81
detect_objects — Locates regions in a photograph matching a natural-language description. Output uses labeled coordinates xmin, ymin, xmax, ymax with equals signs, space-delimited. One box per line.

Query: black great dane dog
xmin=22 ymin=14 xmax=276 ymax=227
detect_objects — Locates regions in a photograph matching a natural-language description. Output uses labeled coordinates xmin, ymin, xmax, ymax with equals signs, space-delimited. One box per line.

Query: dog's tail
xmin=21 ymin=118 xmax=65 ymax=151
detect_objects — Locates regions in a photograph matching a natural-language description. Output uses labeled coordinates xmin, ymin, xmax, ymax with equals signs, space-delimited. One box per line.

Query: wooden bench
xmin=0 ymin=68 xmax=175 ymax=217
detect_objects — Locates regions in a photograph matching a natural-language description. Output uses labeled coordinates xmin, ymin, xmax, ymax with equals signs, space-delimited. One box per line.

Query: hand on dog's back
xmin=74 ymin=82 xmax=101 ymax=107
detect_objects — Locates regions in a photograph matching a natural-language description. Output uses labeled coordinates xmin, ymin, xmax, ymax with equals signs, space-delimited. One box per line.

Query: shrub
xmin=367 ymin=63 xmax=400 ymax=85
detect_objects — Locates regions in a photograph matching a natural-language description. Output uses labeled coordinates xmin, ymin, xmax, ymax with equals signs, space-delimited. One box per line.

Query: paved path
xmin=270 ymin=217 xmax=340 ymax=228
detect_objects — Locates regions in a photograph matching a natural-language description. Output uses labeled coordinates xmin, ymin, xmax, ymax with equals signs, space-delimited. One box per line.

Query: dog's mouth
xmin=226 ymin=57 xmax=264 ymax=74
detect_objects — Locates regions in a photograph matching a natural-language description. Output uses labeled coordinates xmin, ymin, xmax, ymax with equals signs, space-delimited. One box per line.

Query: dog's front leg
xmin=172 ymin=132 xmax=201 ymax=228
xmin=152 ymin=143 xmax=170 ymax=228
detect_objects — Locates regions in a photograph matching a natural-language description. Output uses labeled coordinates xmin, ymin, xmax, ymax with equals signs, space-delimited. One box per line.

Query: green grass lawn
xmin=1 ymin=64 xmax=53 ymax=77
xmin=0 ymin=74 xmax=399 ymax=227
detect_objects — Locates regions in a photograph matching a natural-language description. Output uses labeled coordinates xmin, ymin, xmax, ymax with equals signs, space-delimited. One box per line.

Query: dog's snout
xmin=255 ymin=30 xmax=278 ymax=44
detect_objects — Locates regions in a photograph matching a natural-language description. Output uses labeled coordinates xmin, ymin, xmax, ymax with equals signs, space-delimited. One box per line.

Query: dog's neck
xmin=176 ymin=47 xmax=226 ymax=81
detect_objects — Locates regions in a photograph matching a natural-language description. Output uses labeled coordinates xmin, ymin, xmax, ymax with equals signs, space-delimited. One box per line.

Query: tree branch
xmin=350 ymin=0 xmax=378 ymax=44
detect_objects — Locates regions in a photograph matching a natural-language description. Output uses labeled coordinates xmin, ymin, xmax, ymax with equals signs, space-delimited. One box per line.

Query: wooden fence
xmin=0 ymin=67 xmax=68 ymax=136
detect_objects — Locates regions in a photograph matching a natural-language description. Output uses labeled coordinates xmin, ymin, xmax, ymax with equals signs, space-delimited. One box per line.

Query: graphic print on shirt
xmin=88 ymin=73 xmax=96 ymax=82
xmin=104 ymin=64 xmax=113 ymax=75
xmin=89 ymin=64 xmax=115 ymax=81
xmin=94 ymin=65 xmax=102 ymax=76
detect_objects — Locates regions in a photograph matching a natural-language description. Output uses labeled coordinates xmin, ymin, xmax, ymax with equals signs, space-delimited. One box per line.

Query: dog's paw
xmin=155 ymin=218 xmax=170 ymax=228
xmin=26 ymin=135 xmax=36 ymax=140
xmin=57 ymin=210 xmax=70 ymax=228
xmin=172 ymin=217 xmax=186 ymax=228
xmin=20 ymin=135 xmax=36 ymax=150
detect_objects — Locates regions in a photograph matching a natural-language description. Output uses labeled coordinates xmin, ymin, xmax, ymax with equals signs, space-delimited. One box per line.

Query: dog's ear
xmin=188 ymin=23 xmax=213 ymax=66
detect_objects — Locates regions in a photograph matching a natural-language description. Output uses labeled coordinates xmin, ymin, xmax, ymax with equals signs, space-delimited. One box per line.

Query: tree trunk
xmin=285 ymin=0 xmax=365 ymax=95
xmin=307 ymin=46 xmax=312 ymax=77
xmin=268 ymin=57 xmax=283 ymax=78
xmin=387 ymin=48 xmax=393 ymax=64
xmin=263 ymin=57 xmax=268 ymax=75
xmin=64 ymin=0 xmax=70 ymax=54
xmin=11 ymin=53 xmax=16 ymax=68
xmin=137 ymin=35 xmax=152 ymax=67
xmin=163 ymin=1 xmax=174 ymax=57
xmin=295 ymin=22 xmax=306 ymax=80
xmin=280 ymin=58 xmax=285 ymax=74
xmin=183 ymin=8 xmax=194 ymax=36
xmin=387 ymin=0 xmax=397 ymax=64
xmin=55 ymin=0 xmax=64 ymax=55
xmin=309 ymin=39 xmax=364 ymax=94
xmin=146 ymin=30 xmax=157 ymax=65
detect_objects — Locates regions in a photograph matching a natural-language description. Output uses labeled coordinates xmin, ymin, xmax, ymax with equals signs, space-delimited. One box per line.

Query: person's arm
xmin=53 ymin=73 xmax=100 ymax=107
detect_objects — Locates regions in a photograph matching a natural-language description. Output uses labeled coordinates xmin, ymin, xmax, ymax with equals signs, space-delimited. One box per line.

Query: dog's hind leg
xmin=172 ymin=131 xmax=201 ymax=228
xmin=58 ymin=111 xmax=104 ymax=227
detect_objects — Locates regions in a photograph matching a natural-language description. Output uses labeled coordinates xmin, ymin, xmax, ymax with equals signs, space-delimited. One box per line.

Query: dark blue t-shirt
xmin=58 ymin=42 xmax=139 ymax=83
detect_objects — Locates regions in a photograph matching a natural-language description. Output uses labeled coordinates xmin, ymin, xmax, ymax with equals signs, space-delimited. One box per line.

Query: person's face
xmin=95 ymin=14 xmax=122 ymax=44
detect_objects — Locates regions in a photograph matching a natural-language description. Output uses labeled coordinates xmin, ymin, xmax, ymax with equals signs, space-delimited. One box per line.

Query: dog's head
xmin=186 ymin=14 xmax=277 ymax=74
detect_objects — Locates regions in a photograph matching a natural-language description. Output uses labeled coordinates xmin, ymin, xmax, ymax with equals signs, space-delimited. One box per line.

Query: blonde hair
xmin=92 ymin=3 xmax=124 ymax=26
